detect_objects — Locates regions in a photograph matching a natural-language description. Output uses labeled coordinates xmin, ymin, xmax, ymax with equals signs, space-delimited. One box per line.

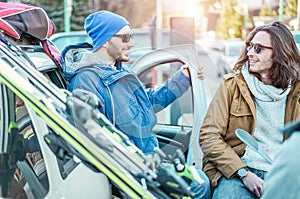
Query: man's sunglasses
xmin=246 ymin=42 xmax=273 ymax=54
xmin=113 ymin=33 xmax=133 ymax=43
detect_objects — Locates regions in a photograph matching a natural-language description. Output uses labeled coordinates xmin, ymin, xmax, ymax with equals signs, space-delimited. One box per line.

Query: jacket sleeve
xmin=146 ymin=70 xmax=191 ymax=113
xmin=199 ymin=78 xmax=246 ymax=179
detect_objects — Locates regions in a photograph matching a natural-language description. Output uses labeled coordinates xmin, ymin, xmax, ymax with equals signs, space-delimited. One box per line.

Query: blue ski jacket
xmin=61 ymin=42 xmax=191 ymax=154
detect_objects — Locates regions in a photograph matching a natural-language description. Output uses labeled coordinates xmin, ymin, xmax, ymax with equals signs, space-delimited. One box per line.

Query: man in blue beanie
xmin=85 ymin=10 xmax=130 ymax=52
xmin=61 ymin=10 xmax=210 ymax=199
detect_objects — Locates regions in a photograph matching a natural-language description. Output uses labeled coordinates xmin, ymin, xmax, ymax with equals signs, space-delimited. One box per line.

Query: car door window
xmin=137 ymin=61 xmax=193 ymax=127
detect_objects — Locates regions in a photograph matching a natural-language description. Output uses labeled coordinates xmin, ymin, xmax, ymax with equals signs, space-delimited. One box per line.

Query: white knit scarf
xmin=241 ymin=65 xmax=290 ymax=171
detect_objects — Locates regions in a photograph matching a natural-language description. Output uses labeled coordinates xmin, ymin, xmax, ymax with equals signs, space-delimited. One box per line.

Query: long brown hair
xmin=233 ymin=21 xmax=300 ymax=89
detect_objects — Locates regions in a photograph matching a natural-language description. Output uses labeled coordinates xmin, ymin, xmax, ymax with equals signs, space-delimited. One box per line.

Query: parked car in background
xmin=49 ymin=30 xmax=91 ymax=51
xmin=209 ymin=38 xmax=243 ymax=76
xmin=221 ymin=39 xmax=243 ymax=67
xmin=292 ymin=31 xmax=300 ymax=52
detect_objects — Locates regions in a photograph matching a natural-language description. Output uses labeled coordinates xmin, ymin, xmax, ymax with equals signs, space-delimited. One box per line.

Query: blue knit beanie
xmin=84 ymin=11 xmax=130 ymax=52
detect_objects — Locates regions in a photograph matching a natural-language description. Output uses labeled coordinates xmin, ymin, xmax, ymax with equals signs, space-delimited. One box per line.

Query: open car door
xmin=130 ymin=44 xmax=211 ymax=169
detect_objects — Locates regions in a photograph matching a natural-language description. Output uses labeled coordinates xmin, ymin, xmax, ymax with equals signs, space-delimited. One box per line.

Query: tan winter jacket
xmin=199 ymin=72 xmax=300 ymax=189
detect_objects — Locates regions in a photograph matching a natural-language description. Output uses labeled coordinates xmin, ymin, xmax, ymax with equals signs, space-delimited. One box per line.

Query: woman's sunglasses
xmin=246 ymin=42 xmax=273 ymax=54
xmin=113 ymin=33 xmax=133 ymax=43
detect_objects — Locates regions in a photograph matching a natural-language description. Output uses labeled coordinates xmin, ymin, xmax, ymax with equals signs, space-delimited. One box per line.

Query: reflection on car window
xmin=138 ymin=61 xmax=193 ymax=127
